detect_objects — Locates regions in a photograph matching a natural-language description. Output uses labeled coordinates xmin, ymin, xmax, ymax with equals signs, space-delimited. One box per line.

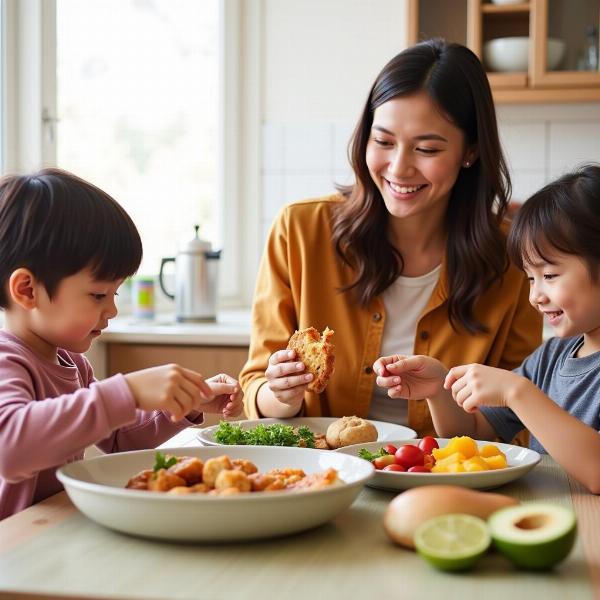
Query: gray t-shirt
xmin=480 ymin=336 xmax=600 ymax=454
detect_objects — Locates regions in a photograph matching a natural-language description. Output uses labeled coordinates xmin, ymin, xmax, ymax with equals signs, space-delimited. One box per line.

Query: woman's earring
xmin=463 ymin=161 xmax=470 ymax=168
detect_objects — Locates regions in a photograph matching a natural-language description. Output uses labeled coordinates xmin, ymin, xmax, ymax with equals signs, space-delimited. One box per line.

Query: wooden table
xmin=0 ymin=446 xmax=599 ymax=600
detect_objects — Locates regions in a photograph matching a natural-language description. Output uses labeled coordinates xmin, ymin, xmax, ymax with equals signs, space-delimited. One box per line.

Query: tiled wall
xmin=260 ymin=104 xmax=600 ymax=245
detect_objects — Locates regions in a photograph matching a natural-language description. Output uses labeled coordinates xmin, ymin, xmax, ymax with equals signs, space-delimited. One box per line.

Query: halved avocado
xmin=488 ymin=502 xmax=577 ymax=570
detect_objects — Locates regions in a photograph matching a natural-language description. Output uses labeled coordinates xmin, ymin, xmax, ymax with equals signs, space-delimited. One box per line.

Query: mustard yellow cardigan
xmin=240 ymin=194 xmax=542 ymax=437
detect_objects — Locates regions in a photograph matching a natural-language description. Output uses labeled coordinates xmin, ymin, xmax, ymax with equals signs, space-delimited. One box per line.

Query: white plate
xmin=57 ymin=445 xmax=374 ymax=542
xmin=335 ymin=438 xmax=541 ymax=491
xmin=196 ymin=417 xmax=417 ymax=447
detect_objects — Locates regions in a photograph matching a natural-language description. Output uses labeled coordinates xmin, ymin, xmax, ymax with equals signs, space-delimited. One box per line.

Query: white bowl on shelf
xmin=490 ymin=0 xmax=527 ymax=5
xmin=483 ymin=36 xmax=566 ymax=72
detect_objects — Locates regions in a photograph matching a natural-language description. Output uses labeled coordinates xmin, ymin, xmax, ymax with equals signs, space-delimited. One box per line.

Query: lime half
xmin=414 ymin=513 xmax=491 ymax=571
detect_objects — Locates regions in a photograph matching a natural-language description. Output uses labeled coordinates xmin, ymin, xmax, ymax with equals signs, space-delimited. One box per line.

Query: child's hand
xmin=201 ymin=373 xmax=244 ymax=417
xmin=373 ymin=354 xmax=448 ymax=399
xmin=443 ymin=364 xmax=525 ymax=413
xmin=124 ymin=364 xmax=214 ymax=422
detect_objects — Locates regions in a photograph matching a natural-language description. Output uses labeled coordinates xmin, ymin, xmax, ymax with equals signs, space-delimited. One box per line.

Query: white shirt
xmin=368 ymin=265 xmax=441 ymax=425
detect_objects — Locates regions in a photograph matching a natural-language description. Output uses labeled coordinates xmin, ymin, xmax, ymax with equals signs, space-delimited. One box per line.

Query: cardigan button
xmin=372 ymin=312 xmax=382 ymax=322
xmin=420 ymin=330 xmax=430 ymax=340
xmin=364 ymin=366 xmax=373 ymax=375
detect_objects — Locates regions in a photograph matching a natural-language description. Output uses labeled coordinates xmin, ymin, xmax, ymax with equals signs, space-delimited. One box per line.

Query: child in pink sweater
xmin=0 ymin=168 xmax=243 ymax=519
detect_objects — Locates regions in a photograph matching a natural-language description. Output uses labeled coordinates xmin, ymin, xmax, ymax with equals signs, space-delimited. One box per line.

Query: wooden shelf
xmin=481 ymin=3 xmax=531 ymax=15
xmin=493 ymin=86 xmax=600 ymax=103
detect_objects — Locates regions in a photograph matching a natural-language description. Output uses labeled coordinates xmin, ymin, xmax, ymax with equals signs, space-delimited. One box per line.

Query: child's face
xmin=32 ymin=268 xmax=122 ymax=355
xmin=525 ymin=250 xmax=600 ymax=340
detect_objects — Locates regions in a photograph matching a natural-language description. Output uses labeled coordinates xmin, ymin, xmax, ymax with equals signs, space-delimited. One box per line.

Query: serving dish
xmin=57 ymin=445 xmax=374 ymax=542
xmin=335 ymin=438 xmax=540 ymax=491
xmin=196 ymin=417 xmax=416 ymax=447
xmin=483 ymin=36 xmax=565 ymax=72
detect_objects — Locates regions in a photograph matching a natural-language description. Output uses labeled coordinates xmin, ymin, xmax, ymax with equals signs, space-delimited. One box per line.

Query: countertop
xmin=0 ymin=452 xmax=598 ymax=600
xmin=99 ymin=310 xmax=251 ymax=346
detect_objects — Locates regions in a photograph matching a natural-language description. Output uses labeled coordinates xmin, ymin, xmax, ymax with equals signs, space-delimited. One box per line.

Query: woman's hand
xmin=444 ymin=364 xmax=528 ymax=413
xmin=264 ymin=349 xmax=313 ymax=410
xmin=201 ymin=373 xmax=244 ymax=417
xmin=374 ymin=354 xmax=448 ymax=400
xmin=125 ymin=364 xmax=214 ymax=422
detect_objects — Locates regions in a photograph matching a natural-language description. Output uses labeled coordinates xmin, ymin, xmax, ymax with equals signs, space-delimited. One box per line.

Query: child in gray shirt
xmin=374 ymin=164 xmax=600 ymax=493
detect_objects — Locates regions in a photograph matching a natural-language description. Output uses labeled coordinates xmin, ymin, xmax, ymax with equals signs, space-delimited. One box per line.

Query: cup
xmin=132 ymin=276 xmax=155 ymax=320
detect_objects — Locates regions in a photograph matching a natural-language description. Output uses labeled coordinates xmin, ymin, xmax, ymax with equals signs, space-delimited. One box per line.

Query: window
xmin=55 ymin=0 xmax=219 ymax=281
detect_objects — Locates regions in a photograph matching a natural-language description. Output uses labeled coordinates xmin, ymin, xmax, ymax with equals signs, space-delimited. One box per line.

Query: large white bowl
xmin=196 ymin=417 xmax=416 ymax=447
xmin=335 ymin=438 xmax=540 ymax=491
xmin=483 ymin=37 xmax=565 ymax=72
xmin=57 ymin=445 xmax=374 ymax=542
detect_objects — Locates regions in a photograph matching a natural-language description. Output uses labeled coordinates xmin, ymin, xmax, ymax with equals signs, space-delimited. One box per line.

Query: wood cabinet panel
xmin=106 ymin=344 xmax=250 ymax=427
xmin=107 ymin=344 xmax=249 ymax=379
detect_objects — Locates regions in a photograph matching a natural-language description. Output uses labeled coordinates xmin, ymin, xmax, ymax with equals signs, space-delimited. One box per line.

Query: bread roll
xmin=326 ymin=416 xmax=378 ymax=449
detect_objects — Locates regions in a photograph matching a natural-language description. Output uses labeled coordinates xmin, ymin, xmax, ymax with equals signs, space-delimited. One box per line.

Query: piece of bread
xmin=287 ymin=327 xmax=335 ymax=394
xmin=326 ymin=416 xmax=378 ymax=449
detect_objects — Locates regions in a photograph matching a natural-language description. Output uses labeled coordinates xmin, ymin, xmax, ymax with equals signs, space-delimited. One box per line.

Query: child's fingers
xmin=444 ymin=365 xmax=468 ymax=389
xmin=206 ymin=382 xmax=239 ymax=397
xmin=179 ymin=367 xmax=213 ymax=399
xmin=376 ymin=374 xmax=401 ymax=388
xmin=386 ymin=355 xmax=422 ymax=374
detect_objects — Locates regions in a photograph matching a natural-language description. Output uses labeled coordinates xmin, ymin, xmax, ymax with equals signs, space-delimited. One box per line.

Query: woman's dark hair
xmin=507 ymin=163 xmax=600 ymax=280
xmin=0 ymin=168 xmax=142 ymax=308
xmin=331 ymin=39 xmax=511 ymax=334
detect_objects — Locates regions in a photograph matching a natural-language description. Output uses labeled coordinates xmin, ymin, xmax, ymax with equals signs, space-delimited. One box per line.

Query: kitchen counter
xmin=0 ymin=453 xmax=598 ymax=600
xmin=99 ymin=309 xmax=251 ymax=346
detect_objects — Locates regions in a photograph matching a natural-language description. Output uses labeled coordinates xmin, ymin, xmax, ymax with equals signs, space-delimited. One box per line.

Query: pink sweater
xmin=0 ymin=330 xmax=203 ymax=519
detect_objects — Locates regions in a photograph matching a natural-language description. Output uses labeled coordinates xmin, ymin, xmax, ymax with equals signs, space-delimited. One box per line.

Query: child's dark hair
xmin=507 ymin=163 xmax=600 ymax=280
xmin=0 ymin=168 xmax=142 ymax=308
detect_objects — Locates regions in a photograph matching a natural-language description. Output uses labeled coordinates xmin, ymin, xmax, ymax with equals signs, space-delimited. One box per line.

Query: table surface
xmin=1 ymin=440 xmax=599 ymax=600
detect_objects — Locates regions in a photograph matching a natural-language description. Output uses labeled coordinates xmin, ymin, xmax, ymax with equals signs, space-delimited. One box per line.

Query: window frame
xmin=5 ymin=0 xmax=253 ymax=306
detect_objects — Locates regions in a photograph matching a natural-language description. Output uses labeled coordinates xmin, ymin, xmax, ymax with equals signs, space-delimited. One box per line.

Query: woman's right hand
xmin=264 ymin=349 xmax=313 ymax=409
xmin=373 ymin=354 xmax=448 ymax=400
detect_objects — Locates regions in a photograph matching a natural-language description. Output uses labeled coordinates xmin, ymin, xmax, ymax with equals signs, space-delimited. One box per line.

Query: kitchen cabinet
xmin=407 ymin=0 xmax=600 ymax=103
xmin=106 ymin=343 xmax=249 ymax=425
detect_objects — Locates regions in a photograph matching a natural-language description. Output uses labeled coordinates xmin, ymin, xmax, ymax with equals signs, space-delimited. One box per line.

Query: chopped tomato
xmin=382 ymin=464 xmax=406 ymax=472
xmin=418 ymin=436 xmax=439 ymax=454
xmin=394 ymin=444 xmax=425 ymax=469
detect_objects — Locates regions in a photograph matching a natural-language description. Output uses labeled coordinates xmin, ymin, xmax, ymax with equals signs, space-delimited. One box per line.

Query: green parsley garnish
xmin=358 ymin=447 xmax=389 ymax=462
xmin=153 ymin=451 xmax=178 ymax=472
xmin=213 ymin=420 xmax=315 ymax=448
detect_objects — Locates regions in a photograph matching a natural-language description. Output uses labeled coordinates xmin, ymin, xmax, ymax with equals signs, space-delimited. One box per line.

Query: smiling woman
xmin=240 ymin=39 xmax=542 ymax=437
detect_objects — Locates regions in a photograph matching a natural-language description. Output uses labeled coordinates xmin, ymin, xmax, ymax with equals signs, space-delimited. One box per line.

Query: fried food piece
xmin=169 ymin=457 xmax=204 ymax=485
xmin=125 ymin=469 xmax=154 ymax=490
xmin=266 ymin=468 xmax=306 ymax=486
xmin=203 ymin=455 xmax=233 ymax=488
xmin=287 ymin=327 xmax=335 ymax=393
xmin=231 ymin=459 xmax=258 ymax=475
xmin=248 ymin=473 xmax=286 ymax=492
xmin=314 ymin=434 xmax=329 ymax=450
xmin=147 ymin=469 xmax=187 ymax=492
xmin=325 ymin=415 xmax=378 ymax=449
xmin=215 ymin=469 xmax=252 ymax=492
xmin=288 ymin=468 xmax=339 ymax=491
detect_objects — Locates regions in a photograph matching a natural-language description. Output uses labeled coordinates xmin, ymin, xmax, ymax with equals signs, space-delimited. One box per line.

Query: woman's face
xmin=366 ymin=91 xmax=475 ymax=222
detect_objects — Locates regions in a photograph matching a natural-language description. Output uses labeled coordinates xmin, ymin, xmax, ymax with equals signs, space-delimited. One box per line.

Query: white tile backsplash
xmin=500 ymin=122 xmax=547 ymax=171
xmin=548 ymin=121 xmax=600 ymax=175
xmin=283 ymin=173 xmax=337 ymax=206
xmin=510 ymin=169 xmax=548 ymax=203
xmin=259 ymin=108 xmax=600 ymax=247
xmin=283 ymin=124 xmax=334 ymax=172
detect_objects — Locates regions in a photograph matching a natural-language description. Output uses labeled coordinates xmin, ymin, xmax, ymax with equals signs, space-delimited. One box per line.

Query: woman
xmin=239 ymin=39 xmax=542 ymax=436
